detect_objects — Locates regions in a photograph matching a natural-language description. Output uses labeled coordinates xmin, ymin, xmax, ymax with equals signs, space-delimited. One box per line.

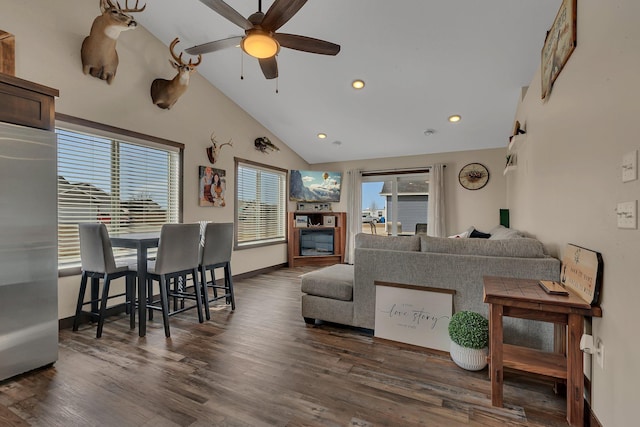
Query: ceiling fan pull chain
xmin=240 ymin=50 xmax=244 ymax=80
xmin=276 ymin=77 xmax=279 ymax=94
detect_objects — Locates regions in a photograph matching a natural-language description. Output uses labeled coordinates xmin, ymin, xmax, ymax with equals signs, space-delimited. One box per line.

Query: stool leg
xmin=225 ymin=263 xmax=235 ymax=310
xmin=159 ymin=276 xmax=171 ymax=338
xmin=148 ymin=277 xmax=154 ymax=321
xmin=200 ymin=266 xmax=211 ymax=320
xmin=73 ymin=271 xmax=89 ymax=331
xmin=192 ymin=268 xmax=204 ymax=323
xmin=96 ymin=274 xmax=111 ymax=338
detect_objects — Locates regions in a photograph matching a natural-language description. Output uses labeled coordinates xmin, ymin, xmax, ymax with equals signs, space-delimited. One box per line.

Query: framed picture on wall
xmin=541 ymin=0 xmax=577 ymax=100
xmin=199 ymin=166 xmax=226 ymax=207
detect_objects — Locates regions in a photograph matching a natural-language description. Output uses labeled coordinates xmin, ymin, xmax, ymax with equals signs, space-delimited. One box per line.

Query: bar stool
xmin=199 ymin=222 xmax=236 ymax=320
xmin=135 ymin=223 xmax=203 ymax=337
xmin=73 ymin=223 xmax=136 ymax=338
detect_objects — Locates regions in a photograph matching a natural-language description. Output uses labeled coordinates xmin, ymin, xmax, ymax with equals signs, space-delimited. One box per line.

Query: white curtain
xmin=345 ymin=168 xmax=362 ymax=264
xmin=427 ymin=163 xmax=446 ymax=237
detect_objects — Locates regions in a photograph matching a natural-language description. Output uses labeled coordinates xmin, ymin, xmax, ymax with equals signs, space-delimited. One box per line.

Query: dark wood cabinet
xmin=288 ymin=211 xmax=346 ymax=267
xmin=0 ymin=73 xmax=58 ymax=130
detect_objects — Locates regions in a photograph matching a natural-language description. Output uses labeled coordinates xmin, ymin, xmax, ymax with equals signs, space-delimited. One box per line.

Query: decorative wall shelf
xmin=508 ymin=134 xmax=526 ymax=152
xmin=503 ymin=165 xmax=517 ymax=175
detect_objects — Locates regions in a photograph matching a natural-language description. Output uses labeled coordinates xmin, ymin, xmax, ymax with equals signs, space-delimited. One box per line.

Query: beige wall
xmin=317 ymin=147 xmax=507 ymax=236
xmin=3 ymin=0 xmax=309 ymax=318
xmin=508 ymin=1 xmax=639 ymax=425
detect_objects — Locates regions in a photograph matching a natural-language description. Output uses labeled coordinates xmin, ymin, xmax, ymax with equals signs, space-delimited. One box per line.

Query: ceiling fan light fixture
xmin=242 ymin=30 xmax=280 ymax=59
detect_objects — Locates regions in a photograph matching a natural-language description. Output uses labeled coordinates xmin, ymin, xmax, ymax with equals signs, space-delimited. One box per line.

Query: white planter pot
xmin=450 ymin=341 xmax=488 ymax=371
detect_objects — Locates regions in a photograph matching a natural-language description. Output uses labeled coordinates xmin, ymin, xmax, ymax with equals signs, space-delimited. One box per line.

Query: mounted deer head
xmin=81 ymin=0 xmax=146 ymax=84
xmin=206 ymin=132 xmax=233 ymax=164
xmin=150 ymin=38 xmax=202 ymax=110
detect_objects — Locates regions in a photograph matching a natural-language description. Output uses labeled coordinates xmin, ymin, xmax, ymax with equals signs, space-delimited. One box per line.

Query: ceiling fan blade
xmin=199 ymin=0 xmax=253 ymax=30
xmin=185 ymin=36 xmax=243 ymax=55
xmin=274 ymin=33 xmax=340 ymax=55
xmin=261 ymin=0 xmax=307 ymax=32
xmin=259 ymin=57 xmax=278 ymax=79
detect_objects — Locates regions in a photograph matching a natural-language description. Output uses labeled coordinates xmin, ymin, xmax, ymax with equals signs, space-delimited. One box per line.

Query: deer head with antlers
xmin=150 ymin=38 xmax=202 ymax=110
xmin=81 ymin=0 xmax=146 ymax=84
xmin=206 ymin=133 xmax=233 ymax=164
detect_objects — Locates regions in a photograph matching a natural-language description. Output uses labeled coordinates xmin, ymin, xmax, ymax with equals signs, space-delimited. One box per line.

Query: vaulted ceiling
xmin=136 ymin=0 xmax=561 ymax=164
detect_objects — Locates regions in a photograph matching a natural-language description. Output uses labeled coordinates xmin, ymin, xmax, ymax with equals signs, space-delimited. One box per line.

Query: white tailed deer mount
xmin=81 ymin=0 xmax=146 ymax=84
xmin=207 ymin=133 xmax=233 ymax=164
xmin=150 ymin=38 xmax=202 ymax=110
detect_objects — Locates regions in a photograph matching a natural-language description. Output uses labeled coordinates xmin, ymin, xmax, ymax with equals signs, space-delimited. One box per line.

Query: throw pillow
xmin=488 ymin=225 xmax=523 ymax=240
xmin=469 ymin=229 xmax=491 ymax=239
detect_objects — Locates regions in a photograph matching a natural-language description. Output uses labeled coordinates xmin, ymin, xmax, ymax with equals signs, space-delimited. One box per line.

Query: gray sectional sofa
xmin=301 ymin=228 xmax=561 ymax=350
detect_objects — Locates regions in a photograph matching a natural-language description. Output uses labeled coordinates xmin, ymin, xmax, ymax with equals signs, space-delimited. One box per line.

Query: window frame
xmin=234 ymin=157 xmax=288 ymax=250
xmin=55 ymin=114 xmax=184 ymax=276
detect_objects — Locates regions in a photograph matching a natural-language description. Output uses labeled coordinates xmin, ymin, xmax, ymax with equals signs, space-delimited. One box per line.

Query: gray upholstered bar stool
xmin=73 ymin=223 xmax=136 ymax=338
xmin=134 ymin=223 xmax=203 ymax=337
xmin=199 ymin=222 xmax=236 ymax=321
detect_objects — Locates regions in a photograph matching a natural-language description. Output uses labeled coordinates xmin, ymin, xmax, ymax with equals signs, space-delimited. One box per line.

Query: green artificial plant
xmin=448 ymin=311 xmax=489 ymax=349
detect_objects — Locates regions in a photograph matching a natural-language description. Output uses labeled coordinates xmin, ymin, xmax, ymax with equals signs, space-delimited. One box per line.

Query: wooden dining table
xmin=110 ymin=232 xmax=160 ymax=337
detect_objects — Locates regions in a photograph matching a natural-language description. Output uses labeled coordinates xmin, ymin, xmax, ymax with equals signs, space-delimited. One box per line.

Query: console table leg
xmin=566 ymin=313 xmax=584 ymax=427
xmin=489 ymin=303 xmax=504 ymax=407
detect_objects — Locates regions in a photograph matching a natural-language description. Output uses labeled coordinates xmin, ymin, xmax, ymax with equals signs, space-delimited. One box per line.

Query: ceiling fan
xmin=185 ymin=0 xmax=340 ymax=79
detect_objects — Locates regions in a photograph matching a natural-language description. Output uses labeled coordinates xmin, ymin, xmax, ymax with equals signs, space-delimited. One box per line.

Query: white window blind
xmin=57 ymin=127 xmax=180 ymax=269
xmin=235 ymin=159 xmax=287 ymax=247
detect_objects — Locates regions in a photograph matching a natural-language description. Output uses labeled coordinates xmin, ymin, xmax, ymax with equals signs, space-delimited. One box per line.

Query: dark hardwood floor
xmin=0 ymin=267 xmax=569 ymax=426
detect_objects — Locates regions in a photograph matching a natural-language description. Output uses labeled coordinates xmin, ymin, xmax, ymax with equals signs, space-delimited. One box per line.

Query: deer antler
xmin=169 ymin=38 xmax=201 ymax=67
xmin=119 ymin=0 xmax=146 ymax=13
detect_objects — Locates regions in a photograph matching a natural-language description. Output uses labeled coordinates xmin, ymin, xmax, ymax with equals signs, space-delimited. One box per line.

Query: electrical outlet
xmin=596 ymin=339 xmax=605 ymax=369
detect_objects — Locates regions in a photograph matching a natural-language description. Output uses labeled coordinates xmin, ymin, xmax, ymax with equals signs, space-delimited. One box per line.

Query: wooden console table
xmin=483 ymin=276 xmax=602 ymax=427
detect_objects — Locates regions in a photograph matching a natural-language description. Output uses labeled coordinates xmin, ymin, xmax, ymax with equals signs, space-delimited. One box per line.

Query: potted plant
xmin=448 ymin=311 xmax=489 ymax=371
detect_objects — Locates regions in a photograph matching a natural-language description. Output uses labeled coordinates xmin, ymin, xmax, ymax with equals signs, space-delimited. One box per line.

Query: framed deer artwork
xmin=199 ymin=166 xmax=226 ymax=207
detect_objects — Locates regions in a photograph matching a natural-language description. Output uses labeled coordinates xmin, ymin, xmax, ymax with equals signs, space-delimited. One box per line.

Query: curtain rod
xmin=361 ymin=164 xmax=445 ymax=177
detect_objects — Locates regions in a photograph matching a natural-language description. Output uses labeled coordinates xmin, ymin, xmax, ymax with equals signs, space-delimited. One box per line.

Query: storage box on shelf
xmin=288 ymin=211 xmax=346 ymax=267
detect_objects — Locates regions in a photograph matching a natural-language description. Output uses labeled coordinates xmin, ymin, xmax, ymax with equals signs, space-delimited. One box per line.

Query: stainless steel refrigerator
xmin=0 ymin=120 xmax=58 ymax=381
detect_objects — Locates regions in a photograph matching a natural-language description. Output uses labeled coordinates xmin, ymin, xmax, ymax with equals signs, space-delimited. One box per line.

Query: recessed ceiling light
xmin=317 ymin=133 xmax=327 ymax=139
xmin=352 ymin=80 xmax=365 ymax=89
xmin=423 ymin=129 xmax=437 ymax=136
xmin=448 ymin=115 xmax=462 ymax=123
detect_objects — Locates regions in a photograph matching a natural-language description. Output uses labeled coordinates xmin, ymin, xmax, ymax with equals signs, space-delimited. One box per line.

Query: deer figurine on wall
xmin=150 ymin=38 xmax=202 ymax=110
xmin=81 ymin=0 xmax=146 ymax=84
xmin=206 ymin=132 xmax=233 ymax=164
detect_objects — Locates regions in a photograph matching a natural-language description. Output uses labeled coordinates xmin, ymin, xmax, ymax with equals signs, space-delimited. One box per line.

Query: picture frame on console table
xmin=541 ymin=0 xmax=577 ymax=100
xmin=560 ymin=243 xmax=603 ymax=305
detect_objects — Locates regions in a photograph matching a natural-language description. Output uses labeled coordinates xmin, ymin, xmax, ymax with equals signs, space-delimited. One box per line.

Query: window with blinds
xmin=235 ymin=158 xmax=287 ymax=248
xmin=57 ymin=127 xmax=180 ymax=269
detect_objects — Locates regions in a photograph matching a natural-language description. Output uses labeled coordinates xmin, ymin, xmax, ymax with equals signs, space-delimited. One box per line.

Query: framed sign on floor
xmin=374 ymin=281 xmax=454 ymax=352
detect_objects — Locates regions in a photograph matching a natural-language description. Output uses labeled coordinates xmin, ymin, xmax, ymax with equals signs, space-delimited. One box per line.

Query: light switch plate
xmin=617 ymin=201 xmax=637 ymax=229
xmin=622 ymin=150 xmax=637 ymax=182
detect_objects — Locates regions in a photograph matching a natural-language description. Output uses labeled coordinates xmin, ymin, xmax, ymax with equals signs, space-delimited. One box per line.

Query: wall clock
xmin=458 ymin=163 xmax=489 ymax=190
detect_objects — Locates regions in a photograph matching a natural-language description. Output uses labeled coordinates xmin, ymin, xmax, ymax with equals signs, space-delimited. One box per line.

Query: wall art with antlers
xmin=206 ymin=132 xmax=233 ymax=164
xmin=81 ymin=0 xmax=146 ymax=85
xmin=254 ymin=137 xmax=279 ymax=153
xmin=150 ymin=38 xmax=202 ymax=110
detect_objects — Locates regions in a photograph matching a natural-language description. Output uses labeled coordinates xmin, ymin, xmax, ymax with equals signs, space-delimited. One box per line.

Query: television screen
xmin=289 ymin=170 xmax=342 ymax=202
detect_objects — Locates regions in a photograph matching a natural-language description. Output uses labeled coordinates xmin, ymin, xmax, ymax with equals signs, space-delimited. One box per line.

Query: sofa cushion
xmin=420 ymin=235 xmax=546 ymax=258
xmin=355 ymin=233 xmax=420 ymax=252
xmin=488 ymin=225 xmax=523 ymax=240
xmin=301 ymin=264 xmax=354 ymax=301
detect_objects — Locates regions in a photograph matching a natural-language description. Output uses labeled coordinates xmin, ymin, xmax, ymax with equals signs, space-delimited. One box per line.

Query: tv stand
xmin=288 ymin=211 xmax=346 ymax=267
